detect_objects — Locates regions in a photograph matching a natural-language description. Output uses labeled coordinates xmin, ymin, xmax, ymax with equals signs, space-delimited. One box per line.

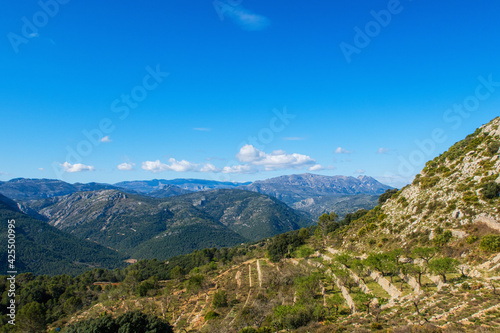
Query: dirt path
xmin=235 ymin=270 xmax=242 ymax=288
xmin=257 ymin=260 xmax=263 ymax=288
xmin=249 ymin=264 xmax=252 ymax=288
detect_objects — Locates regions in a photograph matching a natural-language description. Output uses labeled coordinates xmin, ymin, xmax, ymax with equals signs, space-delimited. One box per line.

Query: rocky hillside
xmin=240 ymin=174 xmax=391 ymax=205
xmin=292 ymin=193 xmax=379 ymax=218
xmin=239 ymin=173 xmax=390 ymax=218
xmin=148 ymin=184 xmax=193 ymax=198
xmin=168 ymin=189 xmax=312 ymax=241
xmin=29 ymin=190 xmax=245 ymax=260
xmin=27 ymin=189 xmax=310 ymax=259
xmin=341 ymin=117 xmax=500 ymax=252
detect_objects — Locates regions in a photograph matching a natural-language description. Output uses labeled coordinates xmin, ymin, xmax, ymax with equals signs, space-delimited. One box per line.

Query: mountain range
xmin=0 ymin=173 xmax=392 ymax=275
xmin=23 ymin=189 xmax=310 ymax=261
xmin=1 ymin=173 xmax=391 ymax=219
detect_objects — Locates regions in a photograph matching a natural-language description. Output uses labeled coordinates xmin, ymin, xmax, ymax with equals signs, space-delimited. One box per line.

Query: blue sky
xmin=1 ymin=0 xmax=499 ymax=187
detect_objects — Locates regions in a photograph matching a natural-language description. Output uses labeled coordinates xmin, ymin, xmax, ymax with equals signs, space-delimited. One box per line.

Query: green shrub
xmin=434 ymin=230 xmax=453 ymax=247
xmin=294 ymin=245 xmax=314 ymax=258
xmin=480 ymin=235 xmax=500 ymax=252
xmin=466 ymin=235 xmax=478 ymax=244
xmin=204 ymin=311 xmax=220 ymax=320
xmin=212 ymin=290 xmax=228 ymax=308
xmin=420 ymin=176 xmax=440 ymax=189
xmin=482 ymin=182 xmax=500 ymax=199
xmin=398 ymin=196 xmax=409 ymax=207
xmin=65 ymin=311 xmax=174 ymax=333
xmin=378 ymin=189 xmax=399 ymax=205
xmin=487 ymin=141 xmax=500 ymax=155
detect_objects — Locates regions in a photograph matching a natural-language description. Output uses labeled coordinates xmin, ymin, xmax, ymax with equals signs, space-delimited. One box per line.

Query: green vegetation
xmin=0 ymin=205 xmax=125 ymax=276
xmin=204 ymin=311 xmax=220 ymax=320
xmin=267 ymin=229 xmax=308 ymax=262
xmin=428 ymin=257 xmax=458 ymax=283
xmin=482 ymin=182 xmax=500 ymax=199
xmin=487 ymin=141 xmax=500 ymax=155
xmin=212 ymin=290 xmax=228 ymax=308
xmin=64 ymin=311 xmax=174 ymax=332
xmin=378 ymin=188 xmax=399 ymax=205
xmin=480 ymin=235 xmax=500 ymax=252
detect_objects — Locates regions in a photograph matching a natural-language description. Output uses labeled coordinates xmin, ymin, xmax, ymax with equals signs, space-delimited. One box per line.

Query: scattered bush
xmin=378 ymin=189 xmax=399 ymax=205
xmin=480 ymin=235 xmax=500 ymax=252
xmin=482 ymin=182 xmax=500 ymax=199
xmin=466 ymin=235 xmax=478 ymax=244
xmin=65 ymin=311 xmax=174 ymax=333
xmin=487 ymin=141 xmax=500 ymax=155
xmin=204 ymin=311 xmax=220 ymax=320
xmin=212 ymin=290 xmax=228 ymax=308
xmin=433 ymin=230 xmax=453 ymax=247
xmin=420 ymin=176 xmax=440 ymax=189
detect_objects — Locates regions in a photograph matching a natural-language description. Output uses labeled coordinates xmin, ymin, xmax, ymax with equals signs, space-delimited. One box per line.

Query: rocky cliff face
xmin=241 ymin=174 xmax=391 ymax=204
xmin=379 ymin=118 xmax=500 ymax=243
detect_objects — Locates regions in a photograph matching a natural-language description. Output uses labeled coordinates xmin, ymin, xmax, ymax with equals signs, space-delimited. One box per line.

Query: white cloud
xmin=200 ymin=163 xmax=221 ymax=173
xmin=283 ymin=137 xmax=305 ymax=141
xmin=309 ymin=164 xmax=324 ymax=171
xmin=117 ymin=162 xmax=134 ymax=171
xmin=309 ymin=164 xmax=336 ymax=172
xmin=355 ymin=169 xmax=365 ymax=174
xmin=222 ymin=164 xmax=256 ymax=174
xmin=377 ymin=147 xmax=389 ymax=154
xmin=38 ymin=168 xmax=44 ymax=171
xmin=61 ymin=162 xmax=94 ymax=173
xmin=101 ymin=136 xmax=112 ymax=143
xmin=142 ymin=158 xmax=198 ymax=173
xmin=236 ymin=144 xmax=266 ymax=163
xmin=236 ymin=144 xmax=315 ymax=171
xmin=193 ymin=128 xmax=211 ymax=132
xmin=225 ymin=6 xmax=270 ymax=31
xmin=141 ymin=160 xmax=169 ymax=173
xmin=334 ymin=147 xmax=352 ymax=154
xmin=167 ymin=158 xmax=199 ymax=172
